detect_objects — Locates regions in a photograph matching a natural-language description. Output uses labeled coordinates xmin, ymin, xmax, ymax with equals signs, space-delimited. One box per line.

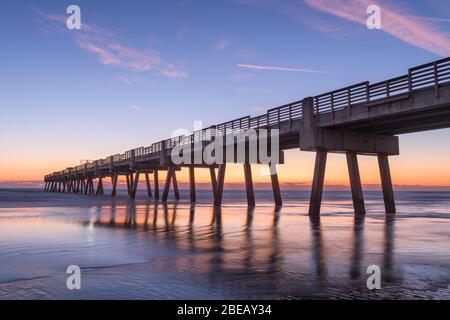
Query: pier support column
xmin=80 ymin=180 xmax=85 ymax=194
xmin=85 ymin=179 xmax=90 ymax=194
xmin=243 ymin=164 xmax=255 ymax=207
xmin=270 ymin=167 xmax=282 ymax=207
xmin=90 ymin=179 xmax=95 ymax=194
xmin=129 ymin=174 xmax=134 ymax=195
xmin=145 ymin=172 xmax=152 ymax=198
xmin=210 ymin=167 xmax=218 ymax=202
xmin=189 ymin=167 xmax=196 ymax=202
xmin=214 ymin=164 xmax=226 ymax=206
xmin=346 ymin=152 xmax=366 ymax=215
xmin=154 ymin=170 xmax=159 ymax=200
xmin=173 ymin=170 xmax=180 ymax=200
xmin=130 ymin=172 xmax=140 ymax=200
xmin=162 ymin=167 xmax=174 ymax=202
xmin=309 ymin=150 xmax=327 ymax=216
xmin=95 ymin=178 xmax=104 ymax=196
xmin=57 ymin=181 xmax=62 ymax=193
xmin=126 ymin=174 xmax=131 ymax=195
xmin=378 ymin=155 xmax=396 ymax=214
xmin=111 ymin=174 xmax=118 ymax=197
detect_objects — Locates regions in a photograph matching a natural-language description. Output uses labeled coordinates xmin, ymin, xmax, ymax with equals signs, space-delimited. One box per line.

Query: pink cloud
xmin=304 ymin=0 xmax=450 ymax=56
xmin=36 ymin=9 xmax=189 ymax=77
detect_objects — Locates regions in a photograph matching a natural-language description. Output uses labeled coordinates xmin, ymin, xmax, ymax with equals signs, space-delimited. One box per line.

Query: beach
xmin=0 ymin=188 xmax=449 ymax=299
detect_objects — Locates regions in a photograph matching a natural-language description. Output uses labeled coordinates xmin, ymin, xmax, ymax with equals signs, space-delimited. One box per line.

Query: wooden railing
xmin=46 ymin=57 xmax=450 ymax=179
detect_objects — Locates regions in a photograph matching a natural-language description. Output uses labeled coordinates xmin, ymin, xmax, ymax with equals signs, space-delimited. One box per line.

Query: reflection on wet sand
xmin=349 ymin=215 xmax=365 ymax=280
xmin=309 ymin=215 xmax=328 ymax=282
xmin=1 ymin=189 xmax=448 ymax=299
xmin=88 ymin=202 xmax=400 ymax=291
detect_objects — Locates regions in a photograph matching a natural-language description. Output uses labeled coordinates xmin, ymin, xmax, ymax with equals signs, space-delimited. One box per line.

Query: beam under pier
xmin=189 ymin=167 xmax=196 ymax=202
xmin=89 ymin=179 xmax=94 ymax=194
xmin=130 ymin=171 xmax=140 ymax=200
xmin=270 ymin=167 xmax=282 ymax=207
xmin=172 ymin=169 xmax=180 ymax=200
xmin=243 ymin=163 xmax=255 ymax=207
xmin=214 ymin=164 xmax=226 ymax=207
xmin=126 ymin=174 xmax=131 ymax=195
xmin=95 ymin=178 xmax=104 ymax=196
xmin=85 ymin=178 xmax=90 ymax=194
xmin=145 ymin=172 xmax=152 ymax=198
xmin=378 ymin=154 xmax=396 ymax=214
xmin=210 ymin=167 xmax=218 ymax=203
xmin=346 ymin=152 xmax=366 ymax=215
xmin=111 ymin=174 xmax=118 ymax=197
xmin=309 ymin=150 xmax=327 ymax=216
xmin=154 ymin=170 xmax=159 ymax=200
xmin=162 ymin=167 xmax=174 ymax=202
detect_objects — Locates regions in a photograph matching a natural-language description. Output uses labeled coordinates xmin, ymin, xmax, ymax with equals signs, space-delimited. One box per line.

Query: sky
xmin=0 ymin=0 xmax=450 ymax=189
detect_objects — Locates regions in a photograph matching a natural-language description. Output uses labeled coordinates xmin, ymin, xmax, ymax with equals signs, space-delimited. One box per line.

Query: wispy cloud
xmin=232 ymin=73 xmax=254 ymax=82
xmin=250 ymin=106 xmax=263 ymax=112
xmin=234 ymin=0 xmax=450 ymax=56
xmin=159 ymin=68 xmax=189 ymax=78
xmin=237 ymin=63 xmax=328 ymax=73
xmin=233 ymin=0 xmax=349 ymax=36
xmin=35 ymin=9 xmax=189 ymax=77
xmin=408 ymin=15 xmax=450 ymax=24
xmin=118 ymin=76 xmax=132 ymax=85
xmin=304 ymin=0 xmax=450 ymax=56
xmin=131 ymin=105 xmax=140 ymax=111
xmin=215 ymin=38 xmax=232 ymax=51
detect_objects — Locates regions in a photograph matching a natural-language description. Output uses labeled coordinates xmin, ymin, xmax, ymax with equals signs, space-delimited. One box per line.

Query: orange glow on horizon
xmin=2 ymin=149 xmax=449 ymax=187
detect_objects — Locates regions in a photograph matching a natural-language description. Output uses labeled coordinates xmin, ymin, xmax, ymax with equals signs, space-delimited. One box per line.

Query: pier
xmin=44 ymin=57 xmax=450 ymax=215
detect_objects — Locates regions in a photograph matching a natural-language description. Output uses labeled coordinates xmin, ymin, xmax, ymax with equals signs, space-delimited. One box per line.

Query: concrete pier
xmin=44 ymin=57 xmax=450 ymax=215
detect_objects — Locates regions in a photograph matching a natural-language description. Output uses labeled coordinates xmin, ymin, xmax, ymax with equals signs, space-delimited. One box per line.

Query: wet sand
xmin=0 ymin=189 xmax=449 ymax=299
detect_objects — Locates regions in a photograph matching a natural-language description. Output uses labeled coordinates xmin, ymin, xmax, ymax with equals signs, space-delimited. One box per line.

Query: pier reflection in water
xmin=83 ymin=202 xmax=414 ymax=299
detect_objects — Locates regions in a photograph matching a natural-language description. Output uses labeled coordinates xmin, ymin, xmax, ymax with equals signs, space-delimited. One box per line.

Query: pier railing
xmin=313 ymin=57 xmax=450 ymax=114
xmin=45 ymin=57 xmax=450 ymax=179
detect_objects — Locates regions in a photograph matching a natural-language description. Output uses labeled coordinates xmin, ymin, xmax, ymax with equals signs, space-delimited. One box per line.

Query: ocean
xmin=0 ymin=188 xmax=449 ymax=299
